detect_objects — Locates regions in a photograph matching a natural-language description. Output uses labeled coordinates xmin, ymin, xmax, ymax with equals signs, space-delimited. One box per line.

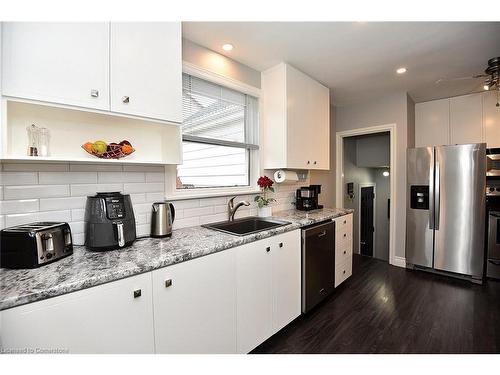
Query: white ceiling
xmin=182 ymin=22 xmax=500 ymax=106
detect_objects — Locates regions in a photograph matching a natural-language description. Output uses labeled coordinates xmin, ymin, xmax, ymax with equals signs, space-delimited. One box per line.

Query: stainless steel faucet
xmin=228 ymin=196 xmax=250 ymax=221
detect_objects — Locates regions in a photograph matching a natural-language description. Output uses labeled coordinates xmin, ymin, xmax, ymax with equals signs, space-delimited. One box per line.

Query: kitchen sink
xmin=202 ymin=216 xmax=291 ymax=236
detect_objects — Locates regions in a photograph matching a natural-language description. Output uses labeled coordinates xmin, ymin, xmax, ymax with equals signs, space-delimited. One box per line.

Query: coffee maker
xmin=295 ymin=185 xmax=323 ymax=211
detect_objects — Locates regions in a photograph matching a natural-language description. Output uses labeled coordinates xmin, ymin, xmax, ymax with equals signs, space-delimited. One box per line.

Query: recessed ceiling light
xmin=396 ymin=67 xmax=407 ymax=74
xmin=222 ymin=43 xmax=233 ymax=51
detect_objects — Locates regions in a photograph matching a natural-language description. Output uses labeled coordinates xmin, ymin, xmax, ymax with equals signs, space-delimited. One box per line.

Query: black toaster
xmin=0 ymin=222 xmax=73 ymax=269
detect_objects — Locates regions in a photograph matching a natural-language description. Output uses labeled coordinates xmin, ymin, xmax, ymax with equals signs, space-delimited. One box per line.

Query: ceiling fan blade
xmin=435 ymin=75 xmax=484 ymax=84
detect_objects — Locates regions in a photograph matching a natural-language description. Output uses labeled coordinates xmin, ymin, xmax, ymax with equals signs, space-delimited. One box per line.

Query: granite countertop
xmin=0 ymin=208 xmax=352 ymax=311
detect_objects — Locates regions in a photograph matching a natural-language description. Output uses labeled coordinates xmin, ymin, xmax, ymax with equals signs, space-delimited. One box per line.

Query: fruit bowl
xmin=82 ymin=141 xmax=135 ymax=159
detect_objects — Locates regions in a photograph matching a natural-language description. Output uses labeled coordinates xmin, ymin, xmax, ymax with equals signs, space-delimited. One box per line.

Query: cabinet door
xmin=110 ymin=22 xmax=182 ymax=122
xmin=236 ymin=239 xmax=273 ymax=353
xmin=2 ymin=22 xmax=109 ymax=110
xmin=152 ymin=250 xmax=237 ymax=354
xmin=271 ymin=230 xmax=301 ymax=334
xmin=450 ymin=94 xmax=483 ymax=145
xmin=415 ymin=99 xmax=450 ymax=147
xmin=483 ymin=91 xmax=500 ymax=148
xmin=286 ymin=64 xmax=315 ymax=169
xmin=307 ymin=80 xmax=330 ymax=170
xmin=1 ymin=273 xmax=154 ymax=353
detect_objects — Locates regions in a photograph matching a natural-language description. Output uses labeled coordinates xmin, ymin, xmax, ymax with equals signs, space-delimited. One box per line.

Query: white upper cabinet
xmin=483 ymin=91 xmax=500 ymax=148
xmin=2 ymin=22 xmax=110 ymax=110
xmin=262 ymin=63 xmax=330 ymax=170
xmin=450 ymin=94 xmax=483 ymax=145
xmin=415 ymin=98 xmax=450 ymax=147
xmin=110 ymin=23 xmax=182 ymax=122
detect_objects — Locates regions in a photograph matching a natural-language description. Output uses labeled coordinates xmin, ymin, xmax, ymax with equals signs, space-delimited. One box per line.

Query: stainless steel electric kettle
xmin=150 ymin=201 xmax=175 ymax=238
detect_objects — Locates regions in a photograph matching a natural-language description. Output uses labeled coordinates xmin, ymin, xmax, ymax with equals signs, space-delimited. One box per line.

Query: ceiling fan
xmin=435 ymin=56 xmax=500 ymax=107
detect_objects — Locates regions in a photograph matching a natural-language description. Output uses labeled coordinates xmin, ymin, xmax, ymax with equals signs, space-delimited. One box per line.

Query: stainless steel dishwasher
xmin=302 ymin=220 xmax=335 ymax=313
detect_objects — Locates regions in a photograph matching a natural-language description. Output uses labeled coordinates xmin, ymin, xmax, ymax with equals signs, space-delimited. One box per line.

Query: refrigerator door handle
xmin=429 ymin=150 xmax=435 ymax=230
xmin=435 ymin=153 xmax=440 ymax=231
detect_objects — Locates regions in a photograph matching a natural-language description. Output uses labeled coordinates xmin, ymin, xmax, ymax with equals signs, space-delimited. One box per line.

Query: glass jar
xmin=38 ymin=127 xmax=50 ymax=157
xmin=26 ymin=124 xmax=39 ymax=157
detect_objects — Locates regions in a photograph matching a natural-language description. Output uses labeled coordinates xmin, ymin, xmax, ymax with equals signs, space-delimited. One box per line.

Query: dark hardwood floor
xmin=252 ymin=255 xmax=500 ymax=354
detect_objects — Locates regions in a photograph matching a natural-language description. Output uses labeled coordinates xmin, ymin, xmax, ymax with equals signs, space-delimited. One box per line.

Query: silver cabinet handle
xmin=133 ymin=289 xmax=142 ymax=298
xmin=122 ymin=96 xmax=130 ymax=103
xmin=90 ymin=89 xmax=99 ymax=97
xmin=318 ymin=230 xmax=327 ymax=238
xmin=165 ymin=279 xmax=172 ymax=288
xmin=360 ymin=241 xmax=366 ymax=245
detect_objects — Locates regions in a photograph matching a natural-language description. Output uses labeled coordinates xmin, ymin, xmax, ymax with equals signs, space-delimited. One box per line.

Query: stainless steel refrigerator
xmin=406 ymin=143 xmax=486 ymax=282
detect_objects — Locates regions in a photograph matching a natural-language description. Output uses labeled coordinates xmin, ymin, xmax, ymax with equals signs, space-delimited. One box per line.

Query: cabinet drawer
xmin=335 ymin=214 xmax=352 ymax=234
xmin=335 ymin=238 xmax=352 ymax=265
xmin=334 ymin=258 xmax=352 ymax=288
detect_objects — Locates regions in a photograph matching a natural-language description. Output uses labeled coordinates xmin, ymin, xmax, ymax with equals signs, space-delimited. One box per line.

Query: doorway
xmin=336 ymin=124 xmax=395 ymax=264
xmin=360 ymin=183 xmax=375 ymax=257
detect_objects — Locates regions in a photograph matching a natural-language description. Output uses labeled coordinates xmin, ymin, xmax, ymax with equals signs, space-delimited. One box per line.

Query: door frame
xmin=336 ymin=123 xmax=397 ymax=266
xmin=359 ymin=183 xmax=376 ymax=258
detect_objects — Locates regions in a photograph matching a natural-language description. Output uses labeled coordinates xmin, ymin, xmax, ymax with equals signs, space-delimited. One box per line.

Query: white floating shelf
xmin=1 ymin=155 xmax=169 ymax=165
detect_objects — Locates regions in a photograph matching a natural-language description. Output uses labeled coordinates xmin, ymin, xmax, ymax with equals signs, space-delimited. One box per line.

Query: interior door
xmin=406 ymin=147 xmax=434 ymax=268
xmin=360 ymin=186 xmax=374 ymax=257
xmin=433 ymin=144 xmax=486 ymax=277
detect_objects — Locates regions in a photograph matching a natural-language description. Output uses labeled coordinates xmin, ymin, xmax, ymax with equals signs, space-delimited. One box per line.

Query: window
xmin=176 ymin=73 xmax=259 ymax=190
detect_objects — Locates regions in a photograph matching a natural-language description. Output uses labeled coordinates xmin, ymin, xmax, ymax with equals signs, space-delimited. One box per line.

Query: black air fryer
xmin=84 ymin=192 xmax=136 ymax=251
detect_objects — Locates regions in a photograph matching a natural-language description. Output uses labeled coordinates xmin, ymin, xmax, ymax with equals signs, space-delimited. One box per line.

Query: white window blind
xmin=177 ymin=73 xmax=259 ymax=189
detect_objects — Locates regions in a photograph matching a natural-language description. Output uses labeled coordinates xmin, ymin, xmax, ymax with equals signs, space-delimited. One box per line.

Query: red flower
xmin=257 ymin=176 xmax=274 ymax=189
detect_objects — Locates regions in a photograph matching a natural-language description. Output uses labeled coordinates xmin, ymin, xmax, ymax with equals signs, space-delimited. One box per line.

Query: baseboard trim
xmin=391 ymin=256 xmax=406 ymax=268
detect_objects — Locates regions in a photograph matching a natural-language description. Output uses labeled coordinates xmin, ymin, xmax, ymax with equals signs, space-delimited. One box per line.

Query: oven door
xmin=488 ymin=211 xmax=500 ymax=259
xmin=486 ymin=153 xmax=500 ymax=177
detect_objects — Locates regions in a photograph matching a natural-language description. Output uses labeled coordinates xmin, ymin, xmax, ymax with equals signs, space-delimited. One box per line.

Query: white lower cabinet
xmin=1 ymin=272 xmax=155 ymax=354
xmin=0 ymin=230 xmax=302 ymax=354
xmin=152 ymin=249 xmax=237 ymax=354
xmin=334 ymin=214 xmax=353 ymax=288
xmin=236 ymin=229 xmax=301 ymax=353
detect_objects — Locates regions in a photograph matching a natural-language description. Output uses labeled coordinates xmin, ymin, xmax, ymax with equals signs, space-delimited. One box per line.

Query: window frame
xmin=165 ymin=62 xmax=261 ymax=200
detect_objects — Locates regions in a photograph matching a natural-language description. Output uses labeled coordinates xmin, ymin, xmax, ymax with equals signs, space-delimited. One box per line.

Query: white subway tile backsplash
xmin=123 ymin=165 xmax=165 ymax=173
xmin=199 ymin=197 xmax=227 ymax=207
xmin=70 ymin=163 xmax=123 ymax=172
xmin=70 ymin=183 xmax=123 ymax=197
xmin=37 ymin=210 xmax=72 ymax=223
xmin=172 ymin=216 xmax=200 ymax=230
xmin=183 ymin=206 xmax=214 ymax=218
xmin=39 ymin=196 xmax=87 ymax=211
xmin=4 ymin=185 xmax=70 ymax=200
xmin=0 ymin=162 xmax=307 ymax=244
xmin=172 ymin=199 xmax=200 ymax=210
xmin=0 ymin=199 xmax=39 ymax=214
xmin=145 ymin=172 xmax=165 ymax=183
xmin=69 ymin=221 xmax=85 ymax=234
xmin=1 ymin=172 xmax=38 ymax=185
xmin=123 ymin=182 xmax=164 ymax=194
xmin=2 ymin=163 xmax=69 ymax=172
xmin=39 ymin=172 xmax=97 ymax=185
xmin=97 ymin=171 xmax=145 ymax=183
xmin=71 ymin=209 xmax=85 ymax=221
xmin=146 ymin=192 xmax=165 ymax=202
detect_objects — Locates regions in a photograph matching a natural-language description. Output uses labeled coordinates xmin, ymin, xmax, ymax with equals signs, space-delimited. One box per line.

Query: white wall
xmin=182 ymin=39 xmax=261 ymax=89
xmin=336 ymin=91 xmax=412 ymax=259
